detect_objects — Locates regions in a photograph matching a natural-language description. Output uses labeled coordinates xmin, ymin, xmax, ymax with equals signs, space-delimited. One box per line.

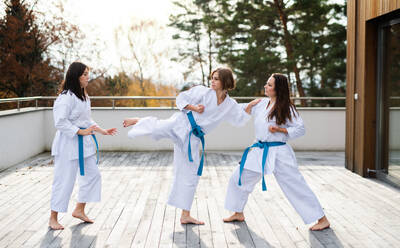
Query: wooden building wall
xmin=346 ymin=0 xmax=400 ymax=177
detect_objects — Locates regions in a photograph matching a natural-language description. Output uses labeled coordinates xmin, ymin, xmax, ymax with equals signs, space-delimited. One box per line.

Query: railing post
xmin=35 ymin=99 xmax=38 ymax=109
xmin=17 ymin=100 xmax=20 ymax=111
xmin=112 ymin=99 xmax=115 ymax=110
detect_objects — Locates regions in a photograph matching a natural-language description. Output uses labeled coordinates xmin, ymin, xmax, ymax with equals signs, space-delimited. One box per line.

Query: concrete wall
xmin=0 ymin=109 xmax=47 ymax=170
xmin=1 ymin=107 xmax=346 ymax=171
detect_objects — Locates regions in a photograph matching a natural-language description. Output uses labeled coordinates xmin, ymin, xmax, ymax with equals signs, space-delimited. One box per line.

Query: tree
xmin=169 ymin=0 xmax=217 ymax=86
xmin=115 ymin=19 xmax=170 ymax=106
xmin=0 ymin=0 xmax=88 ymax=97
xmin=0 ymin=0 xmax=60 ymax=97
xmin=184 ymin=0 xmax=346 ymax=106
xmin=197 ymin=0 xmax=284 ymax=96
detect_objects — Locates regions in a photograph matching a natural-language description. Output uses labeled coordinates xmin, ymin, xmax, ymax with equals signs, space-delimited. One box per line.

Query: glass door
xmin=376 ymin=18 xmax=400 ymax=185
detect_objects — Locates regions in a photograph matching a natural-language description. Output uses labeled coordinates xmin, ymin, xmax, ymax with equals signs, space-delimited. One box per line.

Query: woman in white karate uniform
xmin=49 ymin=62 xmax=117 ymax=230
xmin=223 ymin=73 xmax=330 ymax=231
xmin=123 ymin=68 xmax=260 ymax=224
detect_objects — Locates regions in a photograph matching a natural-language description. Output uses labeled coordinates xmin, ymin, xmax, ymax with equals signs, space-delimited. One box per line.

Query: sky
xmin=0 ymin=0 xmax=197 ymax=87
xmin=55 ymin=0 xmax=191 ymax=87
xmin=0 ymin=0 xmax=346 ymax=88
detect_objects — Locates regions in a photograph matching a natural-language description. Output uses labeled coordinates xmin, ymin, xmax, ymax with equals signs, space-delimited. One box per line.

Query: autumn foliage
xmin=0 ymin=0 xmax=179 ymax=109
xmin=86 ymin=73 xmax=178 ymax=108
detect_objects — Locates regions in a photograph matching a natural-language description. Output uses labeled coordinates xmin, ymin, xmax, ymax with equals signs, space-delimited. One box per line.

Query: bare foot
xmin=310 ymin=216 xmax=330 ymax=231
xmin=72 ymin=211 xmax=94 ymax=223
xmin=123 ymin=118 xmax=140 ymax=128
xmin=180 ymin=215 xmax=204 ymax=225
xmin=49 ymin=218 xmax=64 ymax=230
xmin=223 ymin=212 xmax=245 ymax=222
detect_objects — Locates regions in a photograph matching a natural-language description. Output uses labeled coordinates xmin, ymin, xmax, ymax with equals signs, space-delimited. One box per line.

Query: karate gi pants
xmin=224 ymin=163 xmax=325 ymax=224
xmin=50 ymin=154 xmax=101 ymax=213
xmin=167 ymin=144 xmax=200 ymax=211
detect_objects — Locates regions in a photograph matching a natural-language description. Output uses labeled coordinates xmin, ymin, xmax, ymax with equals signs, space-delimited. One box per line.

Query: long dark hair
xmin=58 ymin=62 xmax=88 ymax=101
xmin=267 ymin=73 xmax=298 ymax=125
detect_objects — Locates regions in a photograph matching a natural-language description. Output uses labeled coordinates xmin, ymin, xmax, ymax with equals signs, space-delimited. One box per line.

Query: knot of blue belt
xmin=78 ymin=127 xmax=99 ymax=176
xmin=186 ymin=111 xmax=205 ymax=176
xmin=238 ymin=141 xmax=286 ymax=191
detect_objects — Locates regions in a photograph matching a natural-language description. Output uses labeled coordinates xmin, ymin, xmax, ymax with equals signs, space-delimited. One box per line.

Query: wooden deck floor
xmin=1 ymin=151 xmax=400 ymax=248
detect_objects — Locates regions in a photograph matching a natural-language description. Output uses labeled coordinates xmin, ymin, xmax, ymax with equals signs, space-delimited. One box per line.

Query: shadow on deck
xmin=0 ymin=151 xmax=399 ymax=248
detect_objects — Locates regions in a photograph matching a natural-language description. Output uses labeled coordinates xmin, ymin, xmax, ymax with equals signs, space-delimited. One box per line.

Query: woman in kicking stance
xmin=49 ymin=62 xmax=117 ymax=230
xmin=223 ymin=73 xmax=330 ymax=231
xmin=123 ymin=68 xmax=260 ymax=225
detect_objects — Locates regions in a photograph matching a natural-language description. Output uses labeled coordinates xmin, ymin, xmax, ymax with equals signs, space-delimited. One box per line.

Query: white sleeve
xmin=246 ymin=98 xmax=266 ymax=116
xmin=225 ymin=99 xmax=251 ymax=127
xmin=87 ymin=97 xmax=98 ymax=126
xmin=286 ymin=108 xmax=305 ymax=140
xmin=89 ymin=118 xmax=97 ymax=126
xmin=176 ymin=85 xmax=209 ymax=110
xmin=53 ymin=94 xmax=80 ymax=138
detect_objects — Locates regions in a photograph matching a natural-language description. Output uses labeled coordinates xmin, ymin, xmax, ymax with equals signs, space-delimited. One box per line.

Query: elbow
xmin=297 ymin=126 xmax=306 ymax=138
xmin=54 ymin=121 xmax=64 ymax=130
xmin=300 ymin=125 xmax=306 ymax=136
xmin=176 ymin=101 xmax=188 ymax=111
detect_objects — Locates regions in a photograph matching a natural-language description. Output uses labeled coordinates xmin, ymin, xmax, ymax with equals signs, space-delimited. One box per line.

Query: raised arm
xmin=176 ymin=85 xmax=209 ymax=111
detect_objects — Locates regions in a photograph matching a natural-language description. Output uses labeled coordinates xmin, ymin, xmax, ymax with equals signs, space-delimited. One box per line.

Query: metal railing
xmin=0 ymin=96 xmax=348 ymax=111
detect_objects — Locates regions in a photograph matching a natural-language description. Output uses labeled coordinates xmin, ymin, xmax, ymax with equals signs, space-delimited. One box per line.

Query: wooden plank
xmin=3 ymin=152 xmax=400 ymax=247
xmin=20 ymin=153 xmax=120 ymax=247
xmin=0 ymin=156 xmax=54 ymax=210
xmin=345 ymin=0 xmax=357 ymax=173
xmin=207 ymin=153 xmax=243 ymax=247
xmin=302 ymin=166 xmax=393 ymax=247
xmin=92 ymin=152 xmax=158 ymax=248
xmin=44 ymin=153 xmax=129 ymax=248
xmin=158 ymin=205 xmax=176 ymax=247
xmin=18 ymin=152 xmax=114 ymax=247
xmin=300 ymin=167 xmax=376 ymax=248
xmin=354 ymin=0 xmax=367 ymax=176
xmin=317 ymin=167 xmax=400 ymax=245
xmin=217 ymin=158 xmax=280 ymax=248
xmin=46 ymin=153 xmax=125 ymax=247
xmin=389 ymin=0 xmax=397 ymax=11
xmin=172 ymin=208 xmax=186 ymax=248
xmin=185 ymin=199 xmax=200 ymax=247
xmin=69 ymin=152 xmax=140 ymax=248
xmin=130 ymin=153 xmax=165 ymax=247
xmin=144 ymin=154 xmax=173 ymax=248
xmin=158 ymin=155 xmax=177 ymax=248
xmin=196 ymin=162 xmax=216 ymax=248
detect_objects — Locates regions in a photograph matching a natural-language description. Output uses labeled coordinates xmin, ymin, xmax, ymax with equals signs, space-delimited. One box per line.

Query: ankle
xmin=181 ymin=211 xmax=190 ymax=217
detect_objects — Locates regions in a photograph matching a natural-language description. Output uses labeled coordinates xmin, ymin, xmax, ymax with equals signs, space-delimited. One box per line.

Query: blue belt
xmin=187 ymin=111 xmax=205 ymax=176
xmin=78 ymin=127 xmax=99 ymax=176
xmin=238 ymin=141 xmax=285 ymax=191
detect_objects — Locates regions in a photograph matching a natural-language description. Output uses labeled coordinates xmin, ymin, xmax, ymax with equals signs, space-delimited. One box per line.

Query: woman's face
xmin=264 ymin=76 xmax=276 ymax=97
xmin=79 ymin=68 xmax=89 ymax=88
xmin=211 ymin=72 xmax=223 ymax=91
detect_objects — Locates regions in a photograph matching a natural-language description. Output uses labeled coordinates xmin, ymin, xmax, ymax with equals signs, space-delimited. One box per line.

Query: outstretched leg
xmin=273 ymin=159 xmax=329 ymax=230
